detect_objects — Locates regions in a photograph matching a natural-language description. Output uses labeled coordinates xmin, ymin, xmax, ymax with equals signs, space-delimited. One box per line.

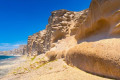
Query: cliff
xmin=26 ymin=9 xmax=88 ymax=56
xmin=22 ymin=0 xmax=120 ymax=79
xmin=76 ymin=0 xmax=120 ymax=40
xmin=66 ymin=0 xmax=120 ymax=79
xmin=0 ymin=45 xmax=26 ymax=56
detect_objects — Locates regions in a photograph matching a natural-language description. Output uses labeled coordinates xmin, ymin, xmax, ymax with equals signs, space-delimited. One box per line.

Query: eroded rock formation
xmin=66 ymin=0 xmax=120 ymax=79
xmin=26 ymin=9 xmax=88 ymax=56
xmin=75 ymin=0 xmax=120 ymax=40
xmin=27 ymin=30 xmax=46 ymax=56
xmin=66 ymin=39 xmax=120 ymax=79
xmin=24 ymin=0 xmax=120 ymax=79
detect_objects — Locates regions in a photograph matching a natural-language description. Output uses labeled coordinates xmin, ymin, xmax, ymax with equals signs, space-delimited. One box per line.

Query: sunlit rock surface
xmin=26 ymin=9 xmax=88 ymax=56
xmin=23 ymin=0 xmax=120 ymax=79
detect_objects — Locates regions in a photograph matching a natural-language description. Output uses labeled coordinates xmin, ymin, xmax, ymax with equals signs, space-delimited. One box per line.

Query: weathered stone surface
xmin=66 ymin=39 xmax=120 ymax=79
xmin=26 ymin=9 xmax=88 ymax=56
xmin=24 ymin=0 xmax=120 ymax=79
xmin=49 ymin=9 xmax=88 ymax=42
xmin=65 ymin=0 xmax=120 ymax=79
xmin=27 ymin=30 xmax=46 ymax=56
xmin=75 ymin=0 xmax=120 ymax=40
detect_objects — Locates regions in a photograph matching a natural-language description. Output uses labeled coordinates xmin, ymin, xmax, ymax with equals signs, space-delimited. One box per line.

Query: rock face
xmin=27 ymin=30 xmax=46 ymax=56
xmin=26 ymin=9 xmax=88 ymax=56
xmin=24 ymin=0 xmax=120 ymax=79
xmin=75 ymin=0 xmax=120 ymax=40
xmin=66 ymin=39 xmax=120 ymax=79
xmin=66 ymin=0 xmax=120 ymax=79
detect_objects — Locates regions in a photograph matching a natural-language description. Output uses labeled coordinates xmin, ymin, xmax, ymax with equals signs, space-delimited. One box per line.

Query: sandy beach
xmin=0 ymin=56 xmax=26 ymax=78
xmin=0 ymin=54 xmax=112 ymax=80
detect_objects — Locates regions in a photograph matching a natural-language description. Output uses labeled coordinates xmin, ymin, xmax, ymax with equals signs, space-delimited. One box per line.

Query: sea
xmin=0 ymin=55 xmax=16 ymax=60
xmin=0 ymin=55 xmax=18 ymax=78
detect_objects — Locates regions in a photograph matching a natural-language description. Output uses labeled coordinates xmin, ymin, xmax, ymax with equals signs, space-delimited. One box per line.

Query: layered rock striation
xmin=75 ymin=0 xmax=120 ymax=40
xmin=66 ymin=0 xmax=120 ymax=79
xmin=24 ymin=0 xmax=120 ymax=79
xmin=26 ymin=9 xmax=88 ymax=56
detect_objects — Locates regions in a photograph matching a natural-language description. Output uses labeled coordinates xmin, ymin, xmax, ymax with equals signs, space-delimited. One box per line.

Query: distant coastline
xmin=0 ymin=53 xmax=22 ymax=56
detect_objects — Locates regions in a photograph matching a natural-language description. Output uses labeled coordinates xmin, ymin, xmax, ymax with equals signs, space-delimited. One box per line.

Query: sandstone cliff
xmin=23 ymin=0 xmax=120 ymax=79
xmin=66 ymin=0 xmax=120 ymax=79
xmin=26 ymin=9 xmax=88 ymax=56
xmin=76 ymin=0 xmax=120 ymax=40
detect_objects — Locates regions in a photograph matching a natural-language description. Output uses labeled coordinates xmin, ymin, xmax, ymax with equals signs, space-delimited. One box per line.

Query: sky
xmin=0 ymin=0 xmax=91 ymax=51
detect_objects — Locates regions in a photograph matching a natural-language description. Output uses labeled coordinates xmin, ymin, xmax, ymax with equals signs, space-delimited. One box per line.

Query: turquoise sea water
xmin=0 ymin=55 xmax=18 ymax=78
xmin=0 ymin=55 xmax=16 ymax=60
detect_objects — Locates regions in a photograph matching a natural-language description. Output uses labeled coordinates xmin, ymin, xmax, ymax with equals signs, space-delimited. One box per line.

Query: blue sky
xmin=0 ymin=0 xmax=91 ymax=51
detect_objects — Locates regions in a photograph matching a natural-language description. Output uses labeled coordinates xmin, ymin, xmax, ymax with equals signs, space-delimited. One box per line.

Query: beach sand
xmin=0 ymin=54 xmax=112 ymax=80
xmin=0 ymin=56 xmax=26 ymax=78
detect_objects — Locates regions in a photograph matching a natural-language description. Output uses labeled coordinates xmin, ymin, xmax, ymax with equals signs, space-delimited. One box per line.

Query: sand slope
xmin=1 ymin=58 xmax=112 ymax=80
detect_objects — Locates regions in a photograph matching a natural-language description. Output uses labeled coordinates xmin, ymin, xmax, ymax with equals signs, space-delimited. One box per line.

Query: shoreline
xmin=0 ymin=54 xmax=21 ymax=56
xmin=0 ymin=55 xmax=19 ymax=61
xmin=0 ymin=56 xmax=26 ymax=78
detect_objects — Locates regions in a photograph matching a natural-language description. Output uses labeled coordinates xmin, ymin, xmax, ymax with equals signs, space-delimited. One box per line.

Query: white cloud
xmin=0 ymin=43 xmax=26 ymax=51
xmin=13 ymin=44 xmax=20 ymax=47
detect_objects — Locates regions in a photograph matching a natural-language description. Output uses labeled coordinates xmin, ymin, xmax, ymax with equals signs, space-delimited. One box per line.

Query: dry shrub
xmin=45 ymin=50 xmax=67 ymax=61
xmin=56 ymin=50 xmax=67 ymax=59
xmin=45 ymin=51 xmax=57 ymax=61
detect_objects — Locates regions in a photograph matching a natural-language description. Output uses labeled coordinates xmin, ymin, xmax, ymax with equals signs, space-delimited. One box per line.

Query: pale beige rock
xmin=27 ymin=30 xmax=46 ymax=56
xmin=66 ymin=38 xmax=120 ymax=79
xmin=26 ymin=9 xmax=88 ymax=56
xmin=17 ymin=0 xmax=120 ymax=79
xmin=75 ymin=0 xmax=120 ymax=40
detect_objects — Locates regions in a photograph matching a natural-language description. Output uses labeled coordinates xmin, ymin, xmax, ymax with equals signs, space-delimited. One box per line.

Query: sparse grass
xmin=18 ymin=67 xmax=22 ymax=69
xmin=12 ymin=56 xmax=58 ymax=75
xmin=38 ymin=57 xmax=45 ymax=62
xmin=63 ymin=65 xmax=67 ymax=69
xmin=31 ymin=56 xmax=36 ymax=61
xmin=13 ymin=72 xmax=17 ymax=75
xmin=36 ymin=62 xmax=48 ymax=69
xmin=41 ymin=57 xmax=45 ymax=61
xmin=24 ymin=67 xmax=30 ymax=72
xmin=36 ymin=59 xmax=58 ymax=69
xmin=49 ymin=67 xmax=53 ymax=70
xmin=12 ymin=66 xmax=30 ymax=75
